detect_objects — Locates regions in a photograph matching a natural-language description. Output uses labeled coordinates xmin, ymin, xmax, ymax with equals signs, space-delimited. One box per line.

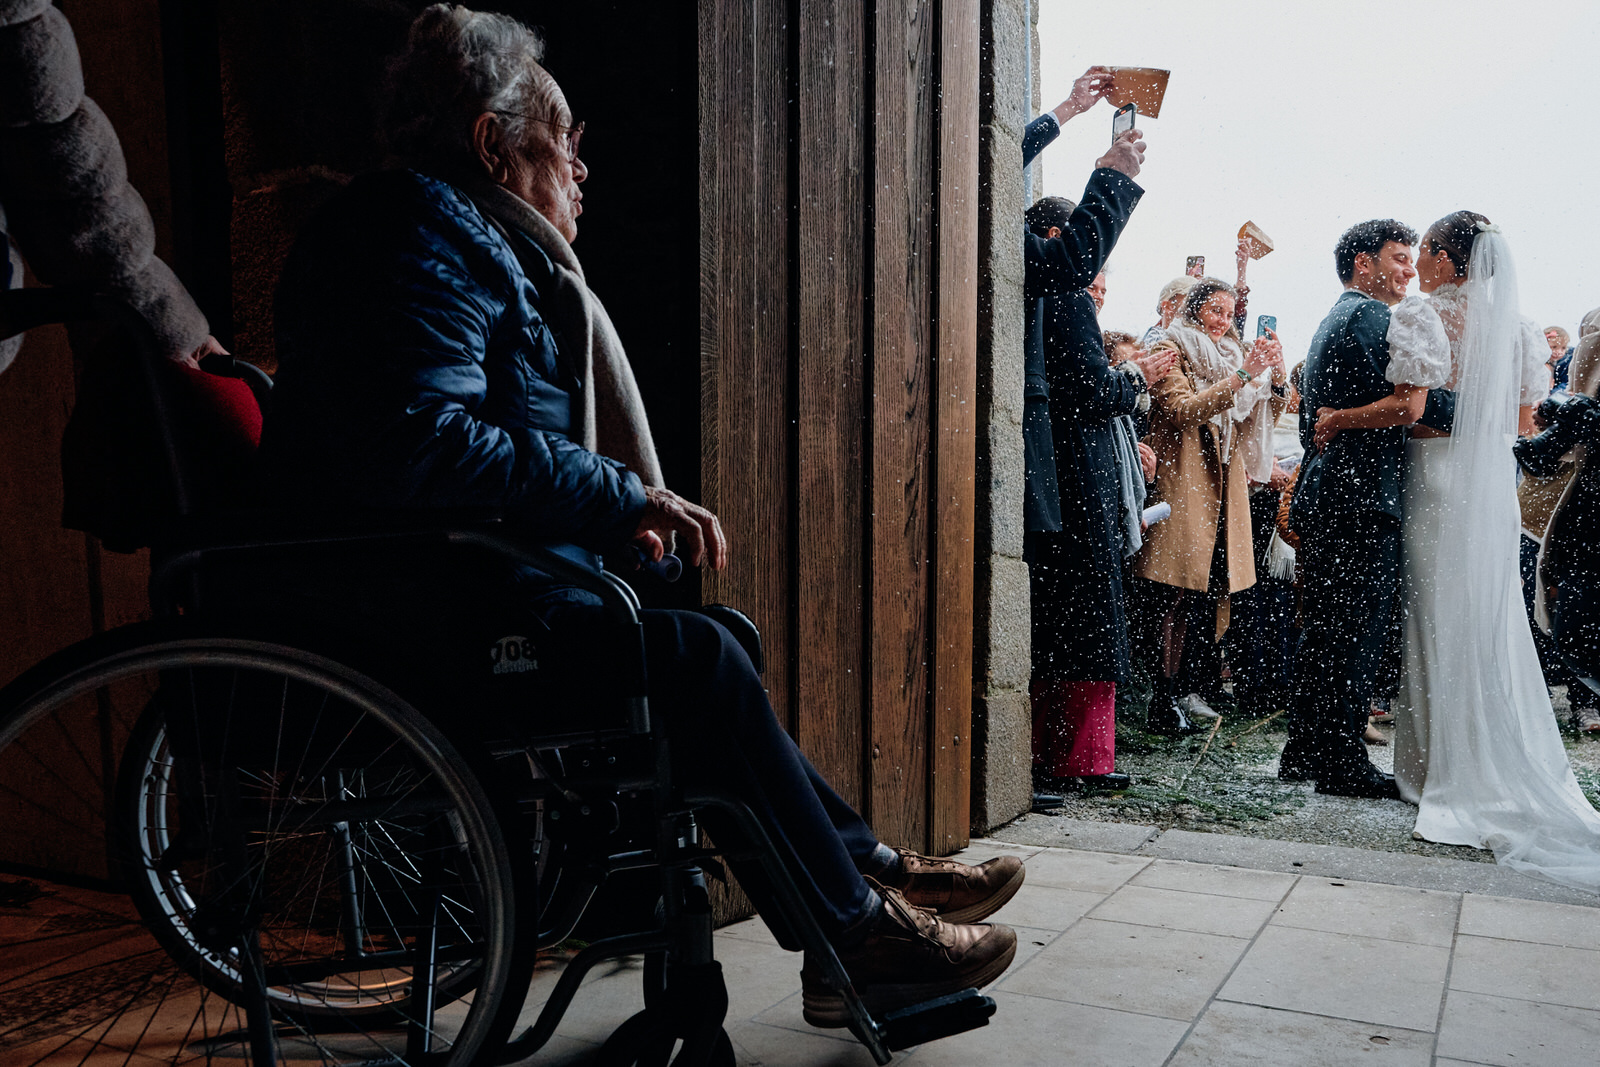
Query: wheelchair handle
xmin=628 ymin=546 xmax=683 ymax=583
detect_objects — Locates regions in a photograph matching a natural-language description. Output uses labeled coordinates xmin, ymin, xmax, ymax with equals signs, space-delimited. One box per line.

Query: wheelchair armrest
xmin=448 ymin=528 xmax=642 ymax=620
xmin=152 ymin=512 xmax=641 ymax=625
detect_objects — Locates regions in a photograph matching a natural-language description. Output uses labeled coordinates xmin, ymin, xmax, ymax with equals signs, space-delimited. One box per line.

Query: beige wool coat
xmin=1135 ymin=351 xmax=1287 ymax=594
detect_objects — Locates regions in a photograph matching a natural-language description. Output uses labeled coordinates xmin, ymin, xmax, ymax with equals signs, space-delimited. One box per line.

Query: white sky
xmin=1037 ymin=0 xmax=1600 ymax=365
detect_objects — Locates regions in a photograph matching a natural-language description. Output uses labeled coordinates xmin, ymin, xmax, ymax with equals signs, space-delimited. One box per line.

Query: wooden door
xmin=699 ymin=0 xmax=979 ymax=853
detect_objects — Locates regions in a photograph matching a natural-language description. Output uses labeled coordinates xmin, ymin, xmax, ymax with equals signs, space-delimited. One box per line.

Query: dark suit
xmin=1283 ymin=290 xmax=1405 ymax=783
xmin=1023 ymin=113 xmax=1064 ymax=532
xmin=1020 ymin=113 xmax=1145 ymax=684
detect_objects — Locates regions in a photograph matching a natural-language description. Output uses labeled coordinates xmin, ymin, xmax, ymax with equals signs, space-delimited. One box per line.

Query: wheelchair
xmin=0 ymin=289 xmax=999 ymax=1065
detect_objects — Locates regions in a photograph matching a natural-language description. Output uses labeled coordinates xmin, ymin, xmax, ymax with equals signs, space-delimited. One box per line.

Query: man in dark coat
xmin=1021 ymin=67 xmax=1149 ymax=793
xmin=1283 ymin=219 xmax=1426 ymax=798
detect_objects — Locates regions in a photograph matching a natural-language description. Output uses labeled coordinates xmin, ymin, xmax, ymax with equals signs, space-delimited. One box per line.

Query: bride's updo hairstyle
xmin=1423 ymin=210 xmax=1492 ymax=280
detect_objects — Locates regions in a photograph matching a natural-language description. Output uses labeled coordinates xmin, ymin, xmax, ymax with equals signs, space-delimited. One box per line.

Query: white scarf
xmin=459 ymin=179 xmax=665 ymax=491
xmin=1164 ymin=320 xmax=1275 ymax=483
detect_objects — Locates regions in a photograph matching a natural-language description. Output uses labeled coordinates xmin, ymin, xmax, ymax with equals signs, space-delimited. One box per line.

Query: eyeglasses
xmin=494 ymin=111 xmax=584 ymax=162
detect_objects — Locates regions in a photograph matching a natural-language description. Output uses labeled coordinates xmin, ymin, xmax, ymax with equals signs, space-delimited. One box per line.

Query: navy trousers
xmin=1283 ymin=510 xmax=1400 ymax=780
xmin=544 ymin=604 xmax=883 ymax=947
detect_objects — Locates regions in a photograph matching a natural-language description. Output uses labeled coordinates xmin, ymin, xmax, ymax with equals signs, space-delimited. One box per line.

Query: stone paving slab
xmin=507 ymin=835 xmax=1600 ymax=1066
xmin=990 ymin=818 xmax=1600 ymax=906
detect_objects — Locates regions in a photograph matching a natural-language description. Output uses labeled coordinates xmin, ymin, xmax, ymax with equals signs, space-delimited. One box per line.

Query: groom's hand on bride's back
xmin=1096 ymin=129 xmax=1147 ymax=179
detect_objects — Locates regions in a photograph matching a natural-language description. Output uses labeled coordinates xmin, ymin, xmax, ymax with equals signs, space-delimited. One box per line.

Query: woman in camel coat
xmin=1135 ymin=278 xmax=1287 ymax=731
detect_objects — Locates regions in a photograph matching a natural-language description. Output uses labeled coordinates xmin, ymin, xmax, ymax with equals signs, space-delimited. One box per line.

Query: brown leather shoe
xmin=878 ymin=847 xmax=1025 ymax=924
xmin=801 ymin=883 xmax=1017 ymax=1028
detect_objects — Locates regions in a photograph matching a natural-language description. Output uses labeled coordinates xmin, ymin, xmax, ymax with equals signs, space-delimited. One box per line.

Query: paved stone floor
xmin=510 ymin=830 xmax=1600 ymax=1066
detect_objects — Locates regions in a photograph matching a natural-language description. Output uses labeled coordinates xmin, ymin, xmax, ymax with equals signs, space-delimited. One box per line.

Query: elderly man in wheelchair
xmin=217 ymin=3 xmax=1021 ymax=1061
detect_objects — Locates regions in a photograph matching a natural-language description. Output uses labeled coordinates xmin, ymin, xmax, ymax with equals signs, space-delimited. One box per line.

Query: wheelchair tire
xmin=0 ymin=623 xmax=522 ymax=1066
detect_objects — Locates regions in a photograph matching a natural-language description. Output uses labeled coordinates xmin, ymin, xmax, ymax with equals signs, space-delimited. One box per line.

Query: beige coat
xmin=1135 ymin=352 xmax=1286 ymax=594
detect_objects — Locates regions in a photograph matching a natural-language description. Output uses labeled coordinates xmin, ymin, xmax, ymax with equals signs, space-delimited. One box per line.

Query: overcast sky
xmin=1037 ymin=0 xmax=1600 ymax=365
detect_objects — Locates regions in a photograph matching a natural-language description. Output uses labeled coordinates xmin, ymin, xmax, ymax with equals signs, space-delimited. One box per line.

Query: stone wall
xmin=970 ymin=0 xmax=1034 ymax=832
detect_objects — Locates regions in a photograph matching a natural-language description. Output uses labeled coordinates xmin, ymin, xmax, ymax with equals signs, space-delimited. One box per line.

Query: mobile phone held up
xmin=1257 ymin=315 xmax=1277 ymax=338
xmin=1112 ymin=102 xmax=1136 ymax=143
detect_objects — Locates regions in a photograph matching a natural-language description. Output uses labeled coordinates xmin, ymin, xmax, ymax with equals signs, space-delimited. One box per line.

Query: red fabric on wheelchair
xmin=62 ymin=351 xmax=262 ymax=551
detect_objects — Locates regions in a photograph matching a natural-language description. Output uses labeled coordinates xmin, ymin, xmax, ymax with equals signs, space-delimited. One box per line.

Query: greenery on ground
xmin=1094 ymin=705 xmax=1311 ymax=828
xmin=1036 ymin=679 xmax=1600 ymax=849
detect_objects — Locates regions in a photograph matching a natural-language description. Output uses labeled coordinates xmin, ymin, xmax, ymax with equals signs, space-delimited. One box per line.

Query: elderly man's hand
xmin=634 ymin=486 xmax=728 ymax=570
xmin=1095 ymin=129 xmax=1146 ymax=179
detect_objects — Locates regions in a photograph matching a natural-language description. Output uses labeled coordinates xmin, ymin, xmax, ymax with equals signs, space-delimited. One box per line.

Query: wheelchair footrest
xmin=879 ymin=988 xmax=997 ymax=1051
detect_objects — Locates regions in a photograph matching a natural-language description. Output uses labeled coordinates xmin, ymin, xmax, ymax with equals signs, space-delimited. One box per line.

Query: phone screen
xmin=1257 ymin=315 xmax=1277 ymax=338
xmin=1186 ymin=256 xmax=1205 ymax=278
xmin=1112 ymin=104 xmax=1135 ymax=141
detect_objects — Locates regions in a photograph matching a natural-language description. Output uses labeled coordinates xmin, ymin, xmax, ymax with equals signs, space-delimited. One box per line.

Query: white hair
xmin=381 ymin=4 xmax=551 ymax=170
xmin=1157 ymin=275 xmax=1197 ymax=308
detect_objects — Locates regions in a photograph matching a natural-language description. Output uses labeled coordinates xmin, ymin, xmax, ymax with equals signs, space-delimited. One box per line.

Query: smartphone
xmin=1112 ymin=102 xmax=1136 ymax=142
xmin=1257 ymin=315 xmax=1277 ymax=338
xmin=1186 ymin=255 xmax=1205 ymax=278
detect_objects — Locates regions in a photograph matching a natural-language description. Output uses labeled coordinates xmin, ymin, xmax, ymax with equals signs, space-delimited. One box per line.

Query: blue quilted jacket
xmin=262 ymin=170 xmax=647 ymax=561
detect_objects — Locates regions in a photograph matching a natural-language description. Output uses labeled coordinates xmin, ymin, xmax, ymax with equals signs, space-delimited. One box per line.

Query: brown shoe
xmin=877 ymin=847 xmax=1025 ymax=924
xmin=801 ymin=883 xmax=1017 ymax=1028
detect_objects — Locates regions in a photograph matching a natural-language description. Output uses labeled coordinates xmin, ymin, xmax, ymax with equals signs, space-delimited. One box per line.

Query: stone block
xmin=982 ymin=0 xmax=1028 ymax=141
xmin=971 ymin=688 xmax=1032 ymax=832
xmin=987 ymin=423 xmax=1027 ymax=560
xmin=985 ymin=554 xmax=1031 ymax=689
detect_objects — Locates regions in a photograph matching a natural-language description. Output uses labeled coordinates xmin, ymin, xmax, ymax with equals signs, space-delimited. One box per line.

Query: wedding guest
xmin=1227 ymin=366 xmax=1300 ymax=722
xmin=1087 ymin=271 xmax=1108 ymax=313
xmin=1102 ymin=329 xmax=1170 ymax=491
xmin=1520 ymin=392 xmax=1598 ymax=732
xmin=1547 ymin=326 xmax=1574 ymax=392
xmin=1140 ymin=276 xmax=1197 ymax=349
xmin=1232 ymin=236 xmax=1255 ymax=338
xmin=1020 ymin=64 xmax=1148 ymax=794
xmin=1134 ymin=278 xmax=1287 ymax=732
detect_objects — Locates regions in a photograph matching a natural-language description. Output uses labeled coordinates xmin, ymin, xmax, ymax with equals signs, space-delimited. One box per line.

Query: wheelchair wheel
xmin=0 ymin=624 xmax=522 ymax=1066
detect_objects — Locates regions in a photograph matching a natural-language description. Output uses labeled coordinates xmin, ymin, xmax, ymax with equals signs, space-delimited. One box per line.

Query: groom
xmin=1283 ymin=220 xmax=1431 ymax=798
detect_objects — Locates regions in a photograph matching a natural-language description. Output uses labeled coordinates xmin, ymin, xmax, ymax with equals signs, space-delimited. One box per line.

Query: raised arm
xmin=1147 ymin=351 xmax=1240 ymax=428
xmin=1024 ymin=66 xmax=1114 ymax=167
xmin=1147 ymin=337 xmax=1278 ymax=428
xmin=1025 ymin=143 xmax=1145 ymax=299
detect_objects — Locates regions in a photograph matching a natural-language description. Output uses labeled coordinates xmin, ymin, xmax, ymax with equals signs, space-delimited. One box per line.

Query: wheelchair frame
xmin=0 ymin=287 xmax=997 ymax=1065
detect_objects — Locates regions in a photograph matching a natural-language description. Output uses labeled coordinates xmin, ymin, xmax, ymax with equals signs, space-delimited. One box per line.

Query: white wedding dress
xmin=1387 ymin=234 xmax=1600 ymax=891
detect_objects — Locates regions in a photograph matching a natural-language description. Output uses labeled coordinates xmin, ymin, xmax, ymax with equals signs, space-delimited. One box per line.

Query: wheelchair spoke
xmin=1 ymin=730 xmax=108 ymax=829
xmin=0 ymin=634 xmax=519 ymax=1066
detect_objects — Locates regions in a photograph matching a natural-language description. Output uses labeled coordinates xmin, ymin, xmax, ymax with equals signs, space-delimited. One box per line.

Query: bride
xmin=1319 ymin=210 xmax=1600 ymax=890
